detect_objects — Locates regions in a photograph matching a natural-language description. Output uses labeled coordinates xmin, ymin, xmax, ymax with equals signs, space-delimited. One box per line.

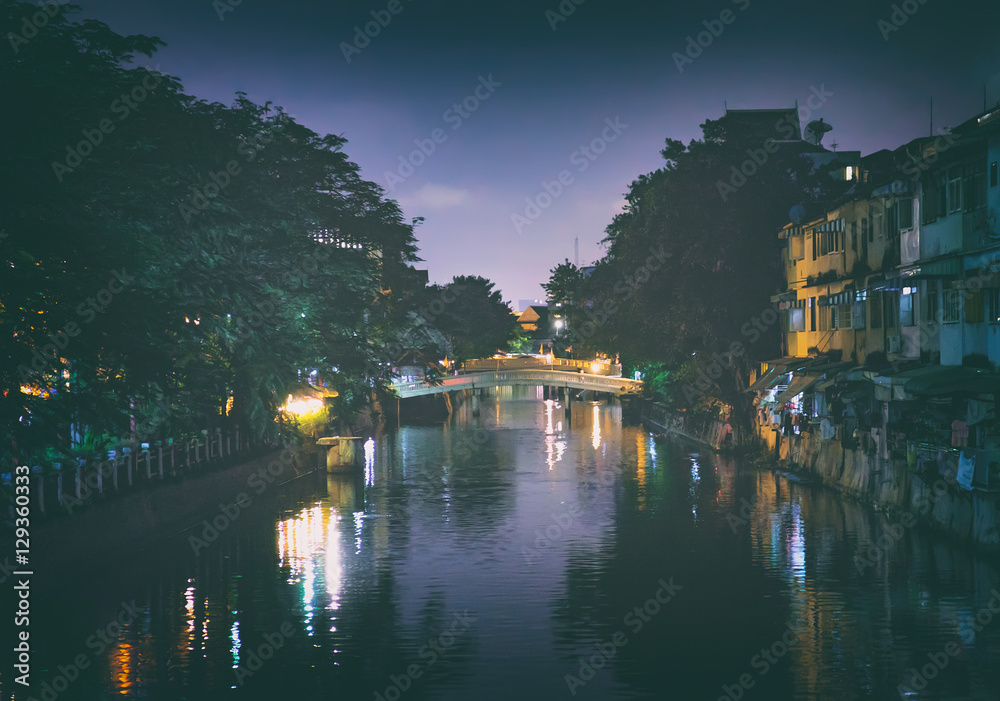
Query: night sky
xmin=78 ymin=0 xmax=1000 ymax=306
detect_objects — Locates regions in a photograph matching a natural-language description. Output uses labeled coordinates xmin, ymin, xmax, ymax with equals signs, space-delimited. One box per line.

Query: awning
xmin=897 ymin=258 xmax=962 ymax=281
xmin=773 ymin=373 xmax=823 ymax=405
xmin=904 ymin=365 xmax=1000 ymax=398
xmin=748 ymin=364 xmax=790 ymax=392
xmin=821 ymin=291 xmax=853 ymax=306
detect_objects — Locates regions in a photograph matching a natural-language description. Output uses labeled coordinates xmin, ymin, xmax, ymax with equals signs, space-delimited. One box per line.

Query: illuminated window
xmin=900 ymin=289 xmax=914 ymax=326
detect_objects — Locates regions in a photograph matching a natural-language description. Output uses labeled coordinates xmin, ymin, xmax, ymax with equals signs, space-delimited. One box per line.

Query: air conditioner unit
xmin=887 ymin=335 xmax=901 ymax=353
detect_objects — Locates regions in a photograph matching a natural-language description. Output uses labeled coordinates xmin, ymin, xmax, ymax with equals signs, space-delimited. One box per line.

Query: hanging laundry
xmin=957 ymin=450 xmax=976 ymax=490
xmin=967 ymin=399 xmax=991 ymax=426
xmin=952 ymin=419 xmax=969 ymax=447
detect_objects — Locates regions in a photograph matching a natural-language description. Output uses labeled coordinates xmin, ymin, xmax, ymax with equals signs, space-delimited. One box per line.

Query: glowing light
xmin=591 ymin=361 xmax=601 ymax=374
xmin=282 ymin=394 xmax=324 ymax=416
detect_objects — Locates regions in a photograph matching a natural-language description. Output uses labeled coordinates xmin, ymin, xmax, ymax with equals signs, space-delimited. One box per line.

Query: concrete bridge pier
xmin=471 ymin=392 xmax=481 ymax=417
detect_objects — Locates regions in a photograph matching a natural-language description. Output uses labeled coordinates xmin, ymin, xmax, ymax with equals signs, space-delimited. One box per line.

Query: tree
xmin=578 ymin=111 xmax=850 ymax=433
xmin=1 ymin=0 xmax=419 ymax=468
xmin=431 ymin=276 xmax=516 ymax=362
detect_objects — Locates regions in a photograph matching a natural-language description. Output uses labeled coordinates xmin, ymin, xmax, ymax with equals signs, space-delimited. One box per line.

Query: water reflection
xmin=14 ymin=392 xmax=1000 ymax=701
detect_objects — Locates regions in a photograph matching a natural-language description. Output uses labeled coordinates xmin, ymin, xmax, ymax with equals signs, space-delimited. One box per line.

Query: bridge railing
xmin=392 ymin=369 xmax=642 ymax=397
xmin=462 ymin=357 xmax=622 ymax=376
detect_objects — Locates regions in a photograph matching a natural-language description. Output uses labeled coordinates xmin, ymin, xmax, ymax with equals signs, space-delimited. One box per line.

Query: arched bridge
xmin=392 ymin=369 xmax=643 ymax=399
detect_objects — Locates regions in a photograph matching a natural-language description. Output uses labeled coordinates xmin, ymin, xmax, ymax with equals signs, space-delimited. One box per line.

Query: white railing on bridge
xmin=392 ymin=369 xmax=642 ymax=398
xmin=462 ymin=357 xmax=622 ymax=376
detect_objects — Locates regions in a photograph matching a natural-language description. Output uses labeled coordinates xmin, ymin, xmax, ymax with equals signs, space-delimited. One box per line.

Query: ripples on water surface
xmin=10 ymin=388 xmax=1000 ymax=700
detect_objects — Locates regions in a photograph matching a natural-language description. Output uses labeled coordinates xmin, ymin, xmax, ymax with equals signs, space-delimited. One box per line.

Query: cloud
xmin=399 ymin=183 xmax=471 ymax=211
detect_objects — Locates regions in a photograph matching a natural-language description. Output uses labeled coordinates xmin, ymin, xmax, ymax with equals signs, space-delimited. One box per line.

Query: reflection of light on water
xmin=789 ymin=503 xmax=806 ymax=585
xmin=364 ymin=438 xmax=375 ymax=486
xmin=592 ymin=405 xmax=601 ymax=449
xmin=354 ymin=511 xmax=364 ymax=554
xmin=545 ymin=400 xmax=554 ymax=434
xmin=109 ymin=640 xmax=136 ymax=695
xmin=276 ymin=505 xmax=342 ymax=639
xmin=636 ymin=432 xmax=647 ymax=511
xmin=545 ymin=435 xmax=567 ymax=470
xmin=690 ymin=455 xmax=701 ymax=521
xmin=230 ymin=620 xmax=241 ymax=671
xmin=648 ymin=436 xmax=657 ymax=465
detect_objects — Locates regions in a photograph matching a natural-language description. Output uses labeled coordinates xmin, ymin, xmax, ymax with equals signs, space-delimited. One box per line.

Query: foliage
xmin=0 ymin=0 xmax=424 ymax=467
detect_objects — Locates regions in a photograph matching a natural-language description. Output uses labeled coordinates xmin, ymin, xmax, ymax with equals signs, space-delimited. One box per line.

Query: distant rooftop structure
xmin=723 ymin=106 xmax=802 ymax=142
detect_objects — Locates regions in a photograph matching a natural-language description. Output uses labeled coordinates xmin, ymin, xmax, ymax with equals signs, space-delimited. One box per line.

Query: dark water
xmin=8 ymin=388 xmax=1000 ymax=700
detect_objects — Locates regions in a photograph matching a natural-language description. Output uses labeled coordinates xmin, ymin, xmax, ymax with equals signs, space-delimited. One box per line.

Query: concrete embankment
xmin=642 ymin=404 xmax=1000 ymax=553
xmin=33 ymin=443 xmax=324 ymax=575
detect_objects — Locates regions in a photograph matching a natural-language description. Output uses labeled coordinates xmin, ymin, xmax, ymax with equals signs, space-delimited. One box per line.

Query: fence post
xmin=75 ymin=463 xmax=82 ymax=501
xmin=97 ymin=461 xmax=103 ymax=494
xmin=57 ymin=472 xmax=63 ymax=508
xmin=126 ymin=450 xmax=133 ymax=487
xmin=158 ymin=444 xmax=164 ymax=479
xmin=112 ymin=458 xmax=119 ymax=492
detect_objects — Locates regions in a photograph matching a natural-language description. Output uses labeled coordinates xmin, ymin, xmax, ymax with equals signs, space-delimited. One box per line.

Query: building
xmin=757 ymin=105 xmax=1000 ymax=488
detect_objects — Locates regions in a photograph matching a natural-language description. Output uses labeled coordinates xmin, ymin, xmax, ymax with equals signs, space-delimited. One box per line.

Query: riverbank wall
xmin=32 ymin=442 xmax=324 ymax=575
xmin=642 ymin=402 xmax=1000 ymax=553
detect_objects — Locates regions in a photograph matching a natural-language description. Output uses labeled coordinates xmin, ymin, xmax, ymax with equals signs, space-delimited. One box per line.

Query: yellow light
xmin=282 ymin=394 xmax=325 ymax=416
xmin=590 ymin=361 xmax=601 ymax=374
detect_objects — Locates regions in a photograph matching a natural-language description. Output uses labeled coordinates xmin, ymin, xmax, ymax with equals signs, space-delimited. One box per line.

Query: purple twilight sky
xmin=78 ymin=0 xmax=1000 ymax=307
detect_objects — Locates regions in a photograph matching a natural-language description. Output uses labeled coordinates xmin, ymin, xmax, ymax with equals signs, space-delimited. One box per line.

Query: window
xmin=948 ymin=169 xmax=963 ymax=213
xmin=852 ymin=291 xmax=866 ymax=329
xmin=943 ymin=289 xmax=961 ymax=323
xmin=789 ymin=235 xmax=805 ymax=260
xmin=809 ymin=297 xmax=816 ymax=332
xmin=870 ymin=292 xmax=883 ymax=329
xmin=988 ymin=289 xmax=1000 ymax=323
xmin=818 ymin=303 xmax=830 ymax=331
xmin=964 ymin=161 xmax=987 ymax=212
xmin=861 ymin=218 xmax=869 ymax=242
xmin=873 ymin=206 xmax=884 ymax=238
xmin=884 ymin=292 xmax=900 ymax=328
xmin=851 ymin=221 xmax=858 ymax=251
xmin=991 ymin=161 xmax=998 ymax=187
xmin=966 ymin=289 xmax=985 ymax=323
xmin=789 ymin=308 xmax=805 ymax=332
xmin=900 ymin=287 xmax=915 ymax=326
xmin=838 ymin=304 xmax=852 ymax=329
xmin=887 ymin=198 xmax=898 ymax=235
xmin=922 ymin=177 xmax=937 ymax=224
xmin=898 ymin=198 xmax=913 ymax=230
xmin=811 ymin=232 xmax=816 ymax=261
xmin=925 ymin=281 xmax=939 ymax=323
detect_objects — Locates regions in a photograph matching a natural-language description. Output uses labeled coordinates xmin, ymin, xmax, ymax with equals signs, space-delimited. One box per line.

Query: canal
xmin=16 ymin=389 xmax=1000 ymax=700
